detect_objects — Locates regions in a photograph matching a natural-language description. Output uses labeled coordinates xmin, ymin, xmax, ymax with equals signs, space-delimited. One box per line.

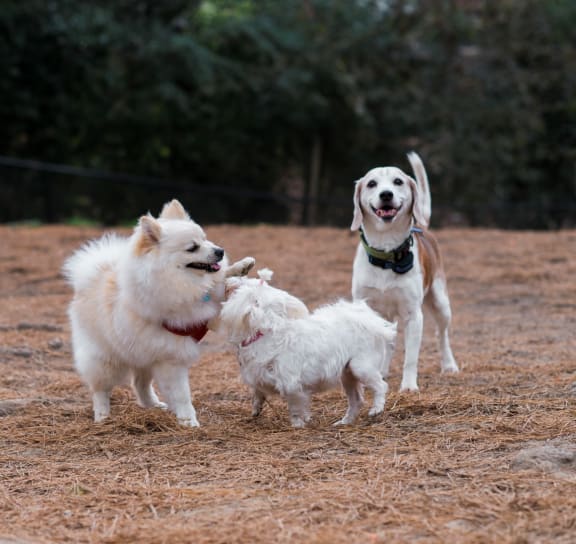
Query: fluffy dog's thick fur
xmin=63 ymin=199 xmax=254 ymax=426
xmin=351 ymin=152 xmax=459 ymax=392
xmin=219 ymin=271 xmax=397 ymax=427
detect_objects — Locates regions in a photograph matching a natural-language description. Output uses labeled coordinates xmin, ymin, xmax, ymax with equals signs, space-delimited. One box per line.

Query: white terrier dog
xmin=219 ymin=270 xmax=397 ymax=427
xmin=63 ymin=199 xmax=254 ymax=426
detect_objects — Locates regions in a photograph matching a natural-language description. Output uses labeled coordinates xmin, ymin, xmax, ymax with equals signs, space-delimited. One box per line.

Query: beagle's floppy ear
xmin=350 ymin=178 xmax=364 ymax=231
xmin=408 ymin=177 xmax=427 ymax=227
xmin=159 ymin=199 xmax=189 ymax=220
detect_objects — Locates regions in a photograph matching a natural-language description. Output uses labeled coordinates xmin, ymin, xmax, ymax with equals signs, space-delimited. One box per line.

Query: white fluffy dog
xmin=63 ymin=199 xmax=254 ymax=426
xmin=219 ymin=270 xmax=397 ymax=427
xmin=351 ymin=152 xmax=459 ymax=392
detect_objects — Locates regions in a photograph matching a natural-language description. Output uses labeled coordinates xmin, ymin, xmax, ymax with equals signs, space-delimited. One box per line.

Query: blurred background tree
xmin=0 ymin=0 xmax=574 ymax=227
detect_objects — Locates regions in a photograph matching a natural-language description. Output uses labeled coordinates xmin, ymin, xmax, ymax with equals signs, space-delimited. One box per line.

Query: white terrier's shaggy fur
xmin=219 ymin=272 xmax=397 ymax=427
xmin=63 ymin=199 xmax=254 ymax=426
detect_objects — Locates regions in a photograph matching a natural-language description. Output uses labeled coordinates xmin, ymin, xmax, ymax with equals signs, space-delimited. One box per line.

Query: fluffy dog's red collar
xmin=162 ymin=321 xmax=208 ymax=342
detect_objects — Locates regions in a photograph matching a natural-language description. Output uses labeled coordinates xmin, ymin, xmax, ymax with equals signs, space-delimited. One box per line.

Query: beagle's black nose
xmin=379 ymin=190 xmax=393 ymax=201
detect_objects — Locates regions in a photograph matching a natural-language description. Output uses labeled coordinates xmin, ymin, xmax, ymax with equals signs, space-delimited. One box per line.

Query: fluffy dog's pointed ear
xmin=408 ymin=177 xmax=427 ymax=227
xmin=350 ymin=179 xmax=364 ymax=231
xmin=135 ymin=214 xmax=162 ymax=254
xmin=159 ymin=199 xmax=189 ymax=220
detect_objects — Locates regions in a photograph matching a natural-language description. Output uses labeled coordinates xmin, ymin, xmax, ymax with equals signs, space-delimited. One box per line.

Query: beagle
xmin=350 ymin=152 xmax=459 ymax=391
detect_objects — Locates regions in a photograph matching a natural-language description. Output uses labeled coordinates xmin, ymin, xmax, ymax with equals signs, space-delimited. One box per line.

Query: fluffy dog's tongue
xmin=210 ymin=263 xmax=221 ymax=272
xmin=376 ymin=208 xmax=397 ymax=218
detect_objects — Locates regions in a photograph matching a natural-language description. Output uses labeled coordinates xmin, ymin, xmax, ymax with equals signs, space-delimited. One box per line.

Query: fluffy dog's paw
xmin=94 ymin=413 xmax=109 ymax=423
xmin=290 ymin=417 xmax=306 ymax=428
xmin=399 ymin=382 xmax=419 ymax=392
xmin=333 ymin=417 xmax=354 ymax=426
xmin=226 ymin=257 xmax=255 ymax=278
xmin=251 ymin=406 xmax=263 ymax=418
xmin=178 ymin=417 xmax=200 ymax=427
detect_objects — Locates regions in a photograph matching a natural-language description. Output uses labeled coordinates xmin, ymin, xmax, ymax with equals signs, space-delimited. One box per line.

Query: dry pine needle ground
xmin=1 ymin=225 xmax=575 ymax=543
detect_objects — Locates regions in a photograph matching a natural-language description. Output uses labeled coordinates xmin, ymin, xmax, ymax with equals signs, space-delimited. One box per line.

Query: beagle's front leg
xmin=400 ymin=307 xmax=424 ymax=392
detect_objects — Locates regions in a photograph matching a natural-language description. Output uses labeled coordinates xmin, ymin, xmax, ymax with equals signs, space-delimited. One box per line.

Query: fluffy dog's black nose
xmin=214 ymin=247 xmax=225 ymax=261
xmin=379 ymin=190 xmax=393 ymax=201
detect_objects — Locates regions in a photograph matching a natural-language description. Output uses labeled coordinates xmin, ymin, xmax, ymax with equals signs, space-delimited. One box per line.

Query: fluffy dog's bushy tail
xmin=62 ymin=234 xmax=125 ymax=292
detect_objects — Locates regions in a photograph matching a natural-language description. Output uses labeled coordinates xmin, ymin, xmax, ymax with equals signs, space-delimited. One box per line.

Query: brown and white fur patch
xmin=351 ymin=152 xmax=458 ymax=391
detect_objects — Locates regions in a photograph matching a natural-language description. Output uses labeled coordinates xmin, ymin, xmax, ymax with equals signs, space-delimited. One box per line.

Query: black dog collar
xmin=360 ymin=227 xmax=422 ymax=274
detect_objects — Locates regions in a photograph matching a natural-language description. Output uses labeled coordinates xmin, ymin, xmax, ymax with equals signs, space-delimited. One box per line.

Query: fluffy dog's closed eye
xmin=219 ymin=270 xmax=397 ymax=427
xmin=63 ymin=199 xmax=254 ymax=426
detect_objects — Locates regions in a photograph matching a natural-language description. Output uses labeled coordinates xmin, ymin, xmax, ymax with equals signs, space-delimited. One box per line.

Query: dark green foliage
xmin=1 ymin=0 xmax=574 ymax=227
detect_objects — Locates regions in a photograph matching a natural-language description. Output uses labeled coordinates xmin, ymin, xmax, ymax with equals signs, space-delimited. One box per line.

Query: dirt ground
xmin=1 ymin=223 xmax=575 ymax=544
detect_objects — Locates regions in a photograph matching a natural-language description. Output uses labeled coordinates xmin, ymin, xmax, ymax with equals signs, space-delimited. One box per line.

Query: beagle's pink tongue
xmin=377 ymin=208 xmax=397 ymax=218
xmin=210 ymin=263 xmax=221 ymax=271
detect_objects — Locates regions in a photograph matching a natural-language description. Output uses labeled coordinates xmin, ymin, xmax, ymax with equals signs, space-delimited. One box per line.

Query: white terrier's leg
xmin=400 ymin=309 xmax=423 ymax=392
xmin=367 ymin=379 xmax=388 ymax=417
xmin=226 ymin=257 xmax=255 ymax=278
xmin=251 ymin=390 xmax=266 ymax=417
xmin=132 ymin=369 xmax=167 ymax=409
xmin=349 ymin=357 xmax=389 ymax=417
xmin=335 ymin=365 xmax=364 ymax=425
xmin=286 ymin=392 xmax=310 ymax=428
xmin=153 ymin=364 xmax=199 ymax=427
xmin=382 ymin=337 xmax=396 ymax=379
xmin=426 ymin=279 xmax=459 ymax=374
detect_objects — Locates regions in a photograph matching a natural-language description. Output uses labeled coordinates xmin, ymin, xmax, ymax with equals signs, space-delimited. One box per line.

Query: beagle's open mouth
xmin=371 ymin=204 xmax=400 ymax=221
xmin=186 ymin=262 xmax=222 ymax=273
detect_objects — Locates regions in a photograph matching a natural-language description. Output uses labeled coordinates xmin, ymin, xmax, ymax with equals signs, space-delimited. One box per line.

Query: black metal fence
xmin=1 ymin=156 xmax=575 ymax=229
xmin=0 ymin=156 xmax=310 ymax=226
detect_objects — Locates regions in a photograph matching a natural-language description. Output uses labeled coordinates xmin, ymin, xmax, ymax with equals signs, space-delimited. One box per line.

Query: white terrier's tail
xmin=407 ymin=152 xmax=431 ymax=227
xmin=343 ymin=300 xmax=397 ymax=375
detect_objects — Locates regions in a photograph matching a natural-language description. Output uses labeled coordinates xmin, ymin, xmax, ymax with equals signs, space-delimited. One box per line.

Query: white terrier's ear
xmin=248 ymin=304 xmax=265 ymax=327
xmin=351 ymin=179 xmax=364 ymax=231
xmin=159 ymin=199 xmax=189 ymax=220
xmin=225 ymin=277 xmax=242 ymax=298
xmin=408 ymin=177 xmax=427 ymax=227
xmin=257 ymin=268 xmax=273 ymax=282
xmin=285 ymin=297 xmax=309 ymax=319
xmin=135 ymin=214 xmax=162 ymax=254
